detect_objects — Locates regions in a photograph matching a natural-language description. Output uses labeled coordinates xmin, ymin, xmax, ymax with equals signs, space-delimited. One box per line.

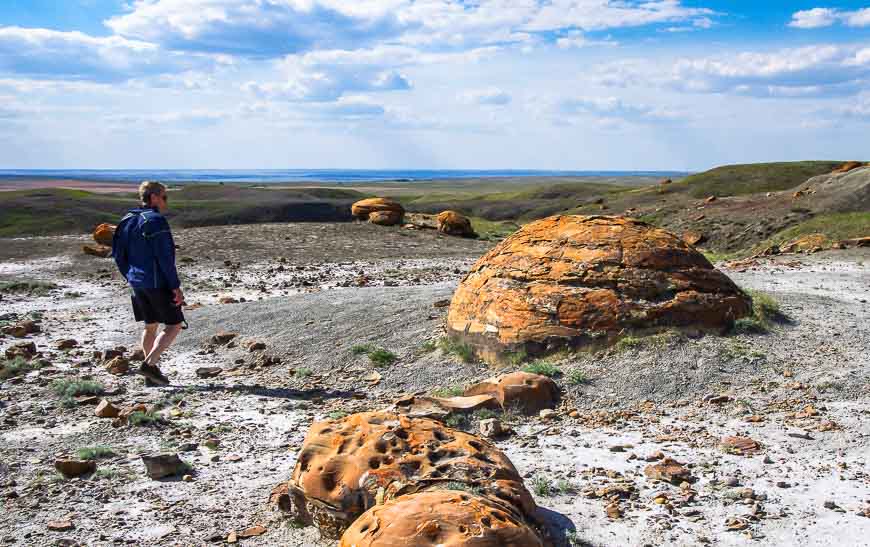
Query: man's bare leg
xmin=144 ymin=323 xmax=183 ymax=368
xmin=141 ymin=323 xmax=159 ymax=357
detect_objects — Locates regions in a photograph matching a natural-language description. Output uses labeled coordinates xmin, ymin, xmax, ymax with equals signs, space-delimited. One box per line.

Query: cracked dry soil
xmin=0 ymin=221 xmax=868 ymax=547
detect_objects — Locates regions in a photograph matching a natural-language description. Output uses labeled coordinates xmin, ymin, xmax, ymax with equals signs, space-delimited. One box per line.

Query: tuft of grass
xmin=445 ymin=413 xmax=467 ymax=429
xmin=522 ymin=360 xmax=560 ymax=378
xmin=351 ymin=344 xmax=398 ymax=367
xmin=0 ymin=279 xmax=57 ymax=296
xmin=327 ymin=410 xmax=349 ymax=420
xmin=0 ymin=356 xmax=42 ymax=380
xmin=368 ymin=348 xmax=397 ymax=367
xmin=432 ymin=385 xmax=465 ymax=398
xmin=473 ymin=409 xmax=498 ymax=421
xmin=76 ymin=446 xmax=115 ymax=460
xmin=556 ymin=479 xmax=576 ymax=495
xmin=505 ymin=348 xmax=528 ymax=366
xmin=733 ymin=289 xmax=786 ymax=334
xmin=420 ymin=340 xmax=437 ymax=353
xmin=566 ymin=369 xmax=590 ymax=386
xmin=437 ymin=337 xmax=476 ymax=363
xmin=295 ymin=367 xmax=312 ymax=378
xmin=532 ymin=476 xmax=552 ymax=497
xmin=128 ymin=410 xmax=164 ymax=427
xmin=52 ymin=377 xmax=104 ymax=406
xmin=615 ymin=336 xmax=645 ymax=351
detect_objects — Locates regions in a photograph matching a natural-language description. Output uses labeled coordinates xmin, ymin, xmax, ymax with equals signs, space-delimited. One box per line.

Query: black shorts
xmin=131 ymin=288 xmax=185 ymax=326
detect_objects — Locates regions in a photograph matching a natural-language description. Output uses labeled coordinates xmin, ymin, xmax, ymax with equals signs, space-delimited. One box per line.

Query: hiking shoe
xmin=137 ymin=364 xmax=170 ymax=386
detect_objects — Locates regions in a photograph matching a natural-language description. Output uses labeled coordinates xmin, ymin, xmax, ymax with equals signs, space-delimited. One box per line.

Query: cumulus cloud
xmin=789 ymin=7 xmax=870 ymax=29
xmin=105 ymin=0 xmax=717 ymax=57
xmin=106 ymin=0 xmax=412 ymax=57
xmin=597 ymin=43 xmax=870 ymax=98
xmin=524 ymin=0 xmax=714 ymax=32
xmin=0 ymin=26 xmax=210 ymax=82
xmin=458 ymin=87 xmax=512 ymax=106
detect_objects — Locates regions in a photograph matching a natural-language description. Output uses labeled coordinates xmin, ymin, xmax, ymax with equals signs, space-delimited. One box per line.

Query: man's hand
xmin=172 ymin=288 xmax=185 ymax=307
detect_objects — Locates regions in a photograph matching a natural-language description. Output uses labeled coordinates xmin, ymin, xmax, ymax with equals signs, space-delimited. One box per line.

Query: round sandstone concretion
xmin=447 ymin=215 xmax=751 ymax=362
xmin=369 ymin=210 xmax=403 ymax=226
xmin=340 ymin=490 xmax=545 ymax=547
xmin=93 ymin=223 xmax=116 ymax=246
xmin=352 ymin=198 xmax=405 ymax=223
xmin=271 ymin=411 xmax=535 ymax=539
xmin=437 ymin=210 xmax=476 ymax=237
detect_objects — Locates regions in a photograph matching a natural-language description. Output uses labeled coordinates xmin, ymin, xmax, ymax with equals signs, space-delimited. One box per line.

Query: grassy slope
xmin=0 ymin=186 xmax=364 ymax=237
xmin=675 ymin=161 xmax=843 ymax=198
xmin=755 ymin=212 xmax=870 ymax=249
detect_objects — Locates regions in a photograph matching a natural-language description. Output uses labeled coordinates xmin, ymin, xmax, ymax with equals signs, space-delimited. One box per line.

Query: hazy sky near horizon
xmin=0 ymin=1 xmax=868 ymax=170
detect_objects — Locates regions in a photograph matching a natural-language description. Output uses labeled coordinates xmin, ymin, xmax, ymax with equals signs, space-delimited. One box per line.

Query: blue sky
xmin=0 ymin=1 xmax=868 ymax=170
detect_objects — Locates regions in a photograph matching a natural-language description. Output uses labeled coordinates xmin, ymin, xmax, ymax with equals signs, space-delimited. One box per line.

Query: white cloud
xmin=597 ymin=43 xmax=870 ymax=98
xmin=524 ymin=0 xmax=714 ymax=32
xmin=552 ymin=96 xmax=684 ymax=125
xmin=106 ymin=0 xmax=411 ymax=57
xmin=105 ymin=0 xmax=718 ymax=57
xmin=0 ymin=26 xmax=210 ymax=82
xmin=458 ymin=87 xmax=512 ymax=106
xmin=789 ymin=7 xmax=870 ymax=29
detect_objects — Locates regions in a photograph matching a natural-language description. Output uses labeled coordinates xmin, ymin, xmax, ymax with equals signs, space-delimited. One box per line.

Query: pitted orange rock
xmin=447 ymin=215 xmax=751 ymax=362
xmin=271 ymin=411 xmax=535 ymax=539
xmin=339 ymin=490 xmax=545 ymax=547
xmin=437 ymin=210 xmax=476 ymax=238
xmin=352 ymin=198 xmax=405 ymax=224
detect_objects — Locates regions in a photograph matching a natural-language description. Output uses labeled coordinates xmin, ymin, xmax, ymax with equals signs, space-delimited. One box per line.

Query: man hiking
xmin=112 ymin=181 xmax=185 ymax=386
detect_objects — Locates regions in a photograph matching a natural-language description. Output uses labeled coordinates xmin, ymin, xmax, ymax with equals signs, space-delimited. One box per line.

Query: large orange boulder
xmin=93 ymin=223 xmax=115 ymax=246
xmin=447 ymin=215 xmax=751 ymax=363
xmin=437 ymin=211 xmax=476 ymax=238
xmin=271 ymin=411 xmax=536 ymax=539
xmin=464 ymin=372 xmax=558 ymax=415
xmin=832 ymin=161 xmax=865 ymax=174
xmin=352 ymin=198 xmax=405 ymax=226
xmin=340 ymin=490 xmax=545 ymax=547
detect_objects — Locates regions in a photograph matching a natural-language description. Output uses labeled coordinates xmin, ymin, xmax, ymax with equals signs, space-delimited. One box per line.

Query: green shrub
xmin=733 ymin=289 xmax=787 ymax=334
xmin=52 ymin=378 xmax=104 ymax=406
xmin=76 ymin=446 xmax=115 ymax=460
xmin=352 ymin=344 xmax=397 ymax=367
xmin=522 ymin=360 xmax=560 ymax=377
xmin=0 ymin=357 xmax=41 ymax=380
xmin=437 ymin=338 xmax=475 ymax=363
xmin=566 ymin=369 xmax=589 ymax=386
xmin=128 ymin=410 xmax=164 ymax=427
xmin=0 ymin=279 xmax=57 ymax=296
xmin=432 ymin=385 xmax=465 ymax=398
xmin=420 ymin=340 xmax=437 ymax=353
xmin=532 ymin=476 xmax=552 ymax=497
xmin=295 ymin=367 xmax=312 ymax=377
xmin=368 ymin=348 xmax=397 ymax=367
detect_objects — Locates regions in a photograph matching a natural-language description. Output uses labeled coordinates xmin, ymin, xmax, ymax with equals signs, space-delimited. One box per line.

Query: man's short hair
xmin=139 ymin=181 xmax=166 ymax=206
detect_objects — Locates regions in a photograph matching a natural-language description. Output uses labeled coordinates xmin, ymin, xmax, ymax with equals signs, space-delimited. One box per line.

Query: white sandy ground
xmin=0 ymin=244 xmax=868 ymax=546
